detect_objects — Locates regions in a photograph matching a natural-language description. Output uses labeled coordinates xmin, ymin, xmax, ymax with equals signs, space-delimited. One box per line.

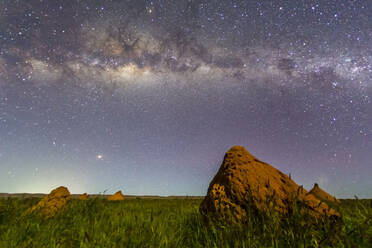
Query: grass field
xmin=0 ymin=197 xmax=371 ymax=247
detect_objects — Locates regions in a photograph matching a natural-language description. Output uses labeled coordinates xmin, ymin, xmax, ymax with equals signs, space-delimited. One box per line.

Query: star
xmin=0 ymin=0 xmax=370 ymax=199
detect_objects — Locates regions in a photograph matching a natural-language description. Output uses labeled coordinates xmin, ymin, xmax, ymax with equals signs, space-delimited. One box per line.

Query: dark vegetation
xmin=0 ymin=197 xmax=371 ymax=247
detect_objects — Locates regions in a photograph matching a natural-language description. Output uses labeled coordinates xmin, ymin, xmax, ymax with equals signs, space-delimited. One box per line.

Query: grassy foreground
xmin=0 ymin=197 xmax=371 ymax=247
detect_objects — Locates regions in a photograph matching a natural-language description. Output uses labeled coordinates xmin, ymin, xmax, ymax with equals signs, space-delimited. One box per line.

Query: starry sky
xmin=0 ymin=0 xmax=371 ymax=198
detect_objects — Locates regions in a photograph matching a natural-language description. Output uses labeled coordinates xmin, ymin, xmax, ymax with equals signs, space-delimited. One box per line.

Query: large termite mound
xmin=200 ymin=146 xmax=339 ymax=224
xmin=27 ymin=186 xmax=70 ymax=218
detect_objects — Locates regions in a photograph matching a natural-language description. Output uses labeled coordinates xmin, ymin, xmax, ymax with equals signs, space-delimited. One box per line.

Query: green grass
xmin=0 ymin=197 xmax=371 ymax=247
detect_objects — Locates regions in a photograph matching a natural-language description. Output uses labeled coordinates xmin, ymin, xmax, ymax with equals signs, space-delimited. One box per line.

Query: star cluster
xmin=0 ymin=0 xmax=371 ymax=197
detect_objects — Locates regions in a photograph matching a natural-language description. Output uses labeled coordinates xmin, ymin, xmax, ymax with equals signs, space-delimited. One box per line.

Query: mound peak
xmin=308 ymin=183 xmax=340 ymax=204
xmin=108 ymin=190 xmax=125 ymax=201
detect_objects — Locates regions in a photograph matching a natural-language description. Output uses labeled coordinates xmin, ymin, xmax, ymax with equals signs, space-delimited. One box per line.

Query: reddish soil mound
xmin=79 ymin=193 xmax=88 ymax=200
xmin=308 ymin=183 xmax=340 ymax=204
xmin=27 ymin=186 xmax=70 ymax=218
xmin=200 ymin=146 xmax=339 ymax=224
xmin=108 ymin=190 xmax=125 ymax=201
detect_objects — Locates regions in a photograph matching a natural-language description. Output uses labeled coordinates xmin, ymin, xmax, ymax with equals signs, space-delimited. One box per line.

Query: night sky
xmin=0 ymin=0 xmax=371 ymax=198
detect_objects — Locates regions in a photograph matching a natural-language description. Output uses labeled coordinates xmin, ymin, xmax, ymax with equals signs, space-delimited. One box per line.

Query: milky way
xmin=0 ymin=0 xmax=371 ymax=197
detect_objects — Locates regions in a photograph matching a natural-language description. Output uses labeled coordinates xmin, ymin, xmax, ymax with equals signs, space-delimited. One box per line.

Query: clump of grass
xmin=0 ymin=197 xmax=370 ymax=247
